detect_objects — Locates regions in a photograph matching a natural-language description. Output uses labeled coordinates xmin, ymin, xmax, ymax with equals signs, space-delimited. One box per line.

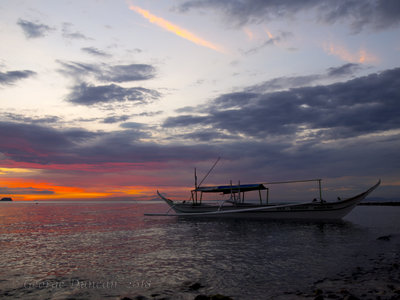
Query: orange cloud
xmin=129 ymin=5 xmax=224 ymax=53
xmin=323 ymin=42 xmax=378 ymax=63
xmin=243 ymin=27 xmax=254 ymax=40
xmin=265 ymin=30 xmax=274 ymax=40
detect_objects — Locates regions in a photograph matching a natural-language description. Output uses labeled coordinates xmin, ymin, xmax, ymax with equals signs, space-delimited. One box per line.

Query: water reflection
xmin=0 ymin=203 xmax=399 ymax=299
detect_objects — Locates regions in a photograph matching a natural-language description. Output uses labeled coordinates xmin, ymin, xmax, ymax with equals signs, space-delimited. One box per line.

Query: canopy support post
xmin=238 ymin=181 xmax=241 ymax=203
xmin=194 ymin=168 xmax=198 ymax=204
xmin=230 ymin=180 xmax=234 ymax=203
xmin=318 ymin=179 xmax=322 ymax=201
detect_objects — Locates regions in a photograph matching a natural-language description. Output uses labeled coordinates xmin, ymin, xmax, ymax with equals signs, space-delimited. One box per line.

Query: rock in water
xmin=377 ymin=235 xmax=392 ymax=241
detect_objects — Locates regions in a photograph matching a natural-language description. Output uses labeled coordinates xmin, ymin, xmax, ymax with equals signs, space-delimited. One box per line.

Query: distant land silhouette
xmin=360 ymin=197 xmax=400 ymax=206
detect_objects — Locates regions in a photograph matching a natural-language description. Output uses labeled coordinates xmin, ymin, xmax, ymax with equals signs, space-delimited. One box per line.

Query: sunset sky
xmin=1 ymin=0 xmax=399 ymax=201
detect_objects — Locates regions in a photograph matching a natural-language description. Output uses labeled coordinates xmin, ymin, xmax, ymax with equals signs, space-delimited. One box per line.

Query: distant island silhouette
xmin=359 ymin=202 xmax=400 ymax=206
xmin=1 ymin=197 xmax=12 ymax=201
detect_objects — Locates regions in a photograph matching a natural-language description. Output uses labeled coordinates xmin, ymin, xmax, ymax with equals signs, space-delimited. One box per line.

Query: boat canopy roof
xmin=194 ymin=184 xmax=267 ymax=194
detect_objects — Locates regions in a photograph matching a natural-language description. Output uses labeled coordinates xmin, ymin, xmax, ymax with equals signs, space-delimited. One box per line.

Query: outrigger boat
xmin=147 ymin=176 xmax=381 ymax=220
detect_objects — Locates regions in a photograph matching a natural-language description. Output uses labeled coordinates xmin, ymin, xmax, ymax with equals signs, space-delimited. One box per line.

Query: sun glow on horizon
xmin=0 ymin=178 xmax=112 ymax=201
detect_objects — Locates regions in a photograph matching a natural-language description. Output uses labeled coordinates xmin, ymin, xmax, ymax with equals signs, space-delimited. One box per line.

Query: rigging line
xmin=197 ymin=157 xmax=221 ymax=188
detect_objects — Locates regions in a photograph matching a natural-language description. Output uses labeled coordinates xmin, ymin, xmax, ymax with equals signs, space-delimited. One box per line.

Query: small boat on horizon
xmin=146 ymin=175 xmax=381 ymax=220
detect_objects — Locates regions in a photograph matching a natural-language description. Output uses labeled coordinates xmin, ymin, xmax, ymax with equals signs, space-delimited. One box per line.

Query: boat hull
xmin=151 ymin=180 xmax=380 ymax=220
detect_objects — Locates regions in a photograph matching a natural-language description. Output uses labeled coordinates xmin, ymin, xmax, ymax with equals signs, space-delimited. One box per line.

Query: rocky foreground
xmin=275 ymin=235 xmax=400 ymax=300
xmin=120 ymin=235 xmax=400 ymax=300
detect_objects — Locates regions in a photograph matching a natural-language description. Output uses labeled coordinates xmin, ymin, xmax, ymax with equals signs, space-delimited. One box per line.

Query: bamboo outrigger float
xmin=147 ymin=177 xmax=381 ymax=220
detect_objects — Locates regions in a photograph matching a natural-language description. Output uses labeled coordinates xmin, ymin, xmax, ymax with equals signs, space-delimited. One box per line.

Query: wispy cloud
xmin=58 ymin=61 xmax=156 ymax=83
xmin=244 ymin=30 xmax=293 ymax=55
xmin=128 ymin=5 xmax=224 ymax=53
xmin=66 ymin=83 xmax=161 ymax=106
xmin=81 ymin=47 xmax=111 ymax=57
xmin=323 ymin=42 xmax=379 ymax=63
xmin=243 ymin=27 xmax=255 ymax=40
xmin=0 ymin=69 xmax=36 ymax=85
xmin=62 ymin=23 xmax=92 ymax=40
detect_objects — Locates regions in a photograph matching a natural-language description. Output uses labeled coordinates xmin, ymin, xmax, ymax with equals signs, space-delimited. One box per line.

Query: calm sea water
xmin=0 ymin=201 xmax=399 ymax=299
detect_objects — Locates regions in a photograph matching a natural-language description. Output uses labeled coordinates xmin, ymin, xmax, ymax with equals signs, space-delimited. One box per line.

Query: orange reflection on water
xmin=0 ymin=201 xmax=170 ymax=280
xmin=0 ymin=201 xmax=159 ymax=235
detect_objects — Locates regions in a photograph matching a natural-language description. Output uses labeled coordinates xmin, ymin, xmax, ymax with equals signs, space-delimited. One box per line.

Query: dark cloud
xmin=0 ymin=121 xmax=98 ymax=164
xmin=0 ymin=108 xmax=398 ymax=190
xmin=101 ymin=64 xmax=156 ymax=82
xmin=0 ymin=112 xmax=61 ymax=124
xmin=58 ymin=61 xmax=159 ymax=106
xmin=0 ymin=187 xmax=54 ymax=195
xmin=103 ymin=115 xmax=130 ymax=124
xmin=245 ymin=63 xmax=362 ymax=93
xmin=17 ymin=19 xmax=54 ymax=38
xmin=319 ymin=0 xmax=400 ymax=32
xmin=163 ymin=114 xmax=210 ymax=128
xmin=0 ymin=69 xmax=36 ymax=85
xmin=81 ymin=47 xmax=111 ymax=57
xmin=246 ymin=75 xmax=321 ymax=93
xmin=66 ymin=82 xmax=161 ymax=106
xmin=57 ymin=61 xmax=98 ymax=79
xmin=217 ymin=133 xmax=400 ymax=181
xmin=178 ymin=0 xmax=400 ymax=32
xmin=102 ymin=112 xmax=162 ymax=124
xmin=172 ymin=130 xmax=233 ymax=142
xmin=164 ymin=67 xmax=400 ymax=141
xmin=58 ymin=61 xmax=156 ymax=83
xmin=0 ymin=121 xmax=216 ymax=166
xmin=119 ymin=122 xmax=147 ymax=129
xmin=132 ymin=111 xmax=163 ymax=117
xmin=326 ymin=63 xmax=362 ymax=77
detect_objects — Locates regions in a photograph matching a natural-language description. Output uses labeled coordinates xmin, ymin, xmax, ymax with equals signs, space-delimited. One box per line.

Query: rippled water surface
xmin=0 ymin=202 xmax=399 ymax=299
